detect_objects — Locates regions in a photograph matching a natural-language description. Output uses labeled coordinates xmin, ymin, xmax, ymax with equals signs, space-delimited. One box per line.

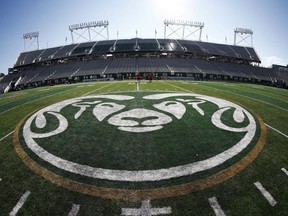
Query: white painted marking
xmin=38 ymin=88 xmax=51 ymax=91
xmin=0 ymin=87 xmax=77 ymax=115
xmin=108 ymin=108 xmax=172 ymax=133
xmin=0 ymin=130 xmax=14 ymax=142
xmin=0 ymin=178 xmax=2 ymax=181
xmin=82 ymin=82 xmax=115 ymax=96
xmin=200 ymin=84 xmax=288 ymax=112
xmin=212 ymin=108 xmax=248 ymax=132
xmin=68 ymin=204 xmax=80 ymax=216
xmin=250 ymin=85 xmax=265 ymax=89
xmin=208 ymin=197 xmax=226 ymax=216
xmin=9 ymin=191 xmax=31 ymax=216
xmin=121 ymin=200 xmax=171 ymax=215
xmin=94 ymin=102 xmax=126 ymax=122
xmin=154 ymin=101 xmax=186 ymax=119
xmin=265 ymin=123 xmax=288 ymax=139
xmin=254 ymin=181 xmax=277 ymax=207
xmin=23 ymin=93 xmax=257 ymax=182
xmin=182 ymin=81 xmax=199 ymax=85
xmin=0 ymin=92 xmax=27 ymax=100
xmin=73 ymin=101 xmax=101 ymax=119
xmin=187 ymin=100 xmax=206 ymax=116
xmin=281 ymin=168 xmax=288 ymax=176
xmin=160 ymin=81 xmax=194 ymax=93
xmin=136 ymin=81 xmax=140 ymax=91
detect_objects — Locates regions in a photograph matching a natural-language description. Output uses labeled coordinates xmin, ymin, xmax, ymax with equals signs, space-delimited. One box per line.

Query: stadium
xmin=0 ymin=21 xmax=288 ymax=93
xmin=0 ymin=17 xmax=288 ymax=216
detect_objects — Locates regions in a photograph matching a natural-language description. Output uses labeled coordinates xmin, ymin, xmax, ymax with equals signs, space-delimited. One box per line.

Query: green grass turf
xmin=0 ymin=80 xmax=287 ymax=215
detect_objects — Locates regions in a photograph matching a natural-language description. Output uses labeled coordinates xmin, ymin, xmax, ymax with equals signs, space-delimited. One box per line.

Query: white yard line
xmin=0 ymin=87 xmax=76 ymax=115
xmin=82 ymin=82 xmax=115 ymax=96
xmin=200 ymin=84 xmax=288 ymax=112
xmin=121 ymin=200 xmax=171 ymax=216
xmin=254 ymin=181 xmax=277 ymax=207
xmin=136 ymin=81 xmax=140 ymax=91
xmin=265 ymin=123 xmax=288 ymax=139
xmin=160 ymin=81 xmax=194 ymax=93
xmin=0 ymin=83 xmax=115 ymax=114
xmin=9 ymin=191 xmax=31 ymax=216
xmin=68 ymin=204 xmax=80 ymax=216
xmin=0 ymin=83 xmax=114 ymax=143
xmin=208 ymin=197 xmax=226 ymax=216
xmin=0 ymin=130 xmax=14 ymax=142
xmin=281 ymin=168 xmax=288 ymax=176
xmin=0 ymin=92 xmax=28 ymax=101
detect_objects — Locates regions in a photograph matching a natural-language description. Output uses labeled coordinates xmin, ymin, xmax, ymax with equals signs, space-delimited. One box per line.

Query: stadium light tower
xmin=164 ymin=20 xmax=204 ymax=41
xmin=23 ymin=32 xmax=40 ymax=51
xmin=234 ymin=27 xmax=253 ymax=47
xmin=69 ymin=20 xmax=109 ymax=43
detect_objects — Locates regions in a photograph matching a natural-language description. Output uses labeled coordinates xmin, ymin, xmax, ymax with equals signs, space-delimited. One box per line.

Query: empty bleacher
xmin=1 ymin=38 xmax=286 ymax=93
xmin=70 ymin=42 xmax=96 ymax=56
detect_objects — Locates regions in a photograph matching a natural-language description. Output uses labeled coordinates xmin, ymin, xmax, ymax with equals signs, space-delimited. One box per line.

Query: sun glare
xmin=152 ymin=0 xmax=189 ymax=19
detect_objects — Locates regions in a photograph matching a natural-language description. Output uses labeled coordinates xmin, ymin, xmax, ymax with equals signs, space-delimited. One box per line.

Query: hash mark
xmin=208 ymin=197 xmax=226 ymax=216
xmin=254 ymin=181 xmax=277 ymax=207
xmin=68 ymin=204 xmax=80 ymax=216
xmin=9 ymin=191 xmax=31 ymax=216
xmin=281 ymin=168 xmax=288 ymax=176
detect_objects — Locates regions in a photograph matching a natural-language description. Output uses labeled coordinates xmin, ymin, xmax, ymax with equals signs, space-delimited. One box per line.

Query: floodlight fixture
xmin=23 ymin=32 xmax=39 ymax=39
xmin=235 ymin=28 xmax=253 ymax=35
xmin=69 ymin=20 xmax=109 ymax=43
xmin=69 ymin=20 xmax=109 ymax=31
xmin=164 ymin=20 xmax=204 ymax=28
xmin=234 ymin=27 xmax=254 ymax=46
xmin=23 ymin=31 xmax=40 ymax=50
xmin=164 ymin=19 xmax=204 ymax=41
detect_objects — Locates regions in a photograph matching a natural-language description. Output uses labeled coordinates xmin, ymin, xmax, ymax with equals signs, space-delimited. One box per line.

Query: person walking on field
xmin=148 ymin=72 xmax=153 ymax=83
xmin=136 ymin=72 xmax=141 ymax=82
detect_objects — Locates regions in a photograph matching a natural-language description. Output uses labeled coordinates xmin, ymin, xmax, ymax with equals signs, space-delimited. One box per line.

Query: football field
xmin=0 ymin=80 xmax=287 ymax=215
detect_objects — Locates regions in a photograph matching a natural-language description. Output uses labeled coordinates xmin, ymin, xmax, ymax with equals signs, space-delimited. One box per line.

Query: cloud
xmin=262 ymin=56 xmax=286 ymax=67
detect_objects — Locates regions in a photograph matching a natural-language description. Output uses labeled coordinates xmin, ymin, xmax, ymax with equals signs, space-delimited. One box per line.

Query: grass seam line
xmin=265 ymin=123 xmax=288 ymax=139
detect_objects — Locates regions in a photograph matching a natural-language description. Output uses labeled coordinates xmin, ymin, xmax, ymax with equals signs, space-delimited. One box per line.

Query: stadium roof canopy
xmin=14 ymin=38 xmax=260 ymax=68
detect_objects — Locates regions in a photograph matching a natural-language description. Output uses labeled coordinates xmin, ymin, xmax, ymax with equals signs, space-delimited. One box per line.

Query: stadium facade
xmin=0 ymin=38 xmax=287 ymax=93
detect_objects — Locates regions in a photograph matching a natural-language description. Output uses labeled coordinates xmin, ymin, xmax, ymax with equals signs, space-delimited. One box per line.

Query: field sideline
xmin=0 ymin=80 xmax=287 ymax=216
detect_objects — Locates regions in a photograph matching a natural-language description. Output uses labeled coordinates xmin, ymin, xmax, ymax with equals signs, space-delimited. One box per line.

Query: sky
xmin=0 ymin=0 xmax=287 ymax=74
